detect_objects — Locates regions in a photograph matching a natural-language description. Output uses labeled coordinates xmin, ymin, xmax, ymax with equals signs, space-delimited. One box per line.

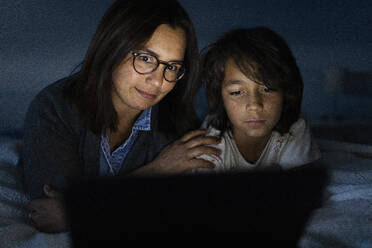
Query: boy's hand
xmin=28 ymin=185 xmax=69 ymax=233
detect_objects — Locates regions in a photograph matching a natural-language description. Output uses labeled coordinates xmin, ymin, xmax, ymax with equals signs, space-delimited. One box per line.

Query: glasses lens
xmin=133 ymin=53 xmax=157 ymax=73
xmin=164 ymin=64 xmax=185 ymax=82
xmin=132 ymin=52 xmax=185 ymax=82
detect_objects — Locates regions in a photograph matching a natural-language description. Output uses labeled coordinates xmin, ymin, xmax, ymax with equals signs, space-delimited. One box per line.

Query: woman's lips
xmin=136 ymin=88 xmax=156 ymax=99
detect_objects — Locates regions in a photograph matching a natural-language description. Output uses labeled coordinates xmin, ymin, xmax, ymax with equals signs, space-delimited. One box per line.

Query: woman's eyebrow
xmin=140 ymin=48 xmax=184 ymax=63
xmin=139 ymin=48 xmax=158 ymax=57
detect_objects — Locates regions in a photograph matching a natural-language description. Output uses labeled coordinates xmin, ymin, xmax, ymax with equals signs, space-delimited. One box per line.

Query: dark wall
xmin=1 ymin=0 xmax=371 ymax=134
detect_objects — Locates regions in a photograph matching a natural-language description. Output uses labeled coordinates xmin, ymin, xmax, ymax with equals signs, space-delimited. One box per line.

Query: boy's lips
xmin=245 ymin=120 xmax=266 ymax=126
xmin=136 ymin=88 xmax=157 ymax=99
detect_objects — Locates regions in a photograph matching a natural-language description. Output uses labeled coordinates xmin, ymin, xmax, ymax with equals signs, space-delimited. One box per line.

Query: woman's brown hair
xmin=64 ymin=0 xmax=200 ymax=137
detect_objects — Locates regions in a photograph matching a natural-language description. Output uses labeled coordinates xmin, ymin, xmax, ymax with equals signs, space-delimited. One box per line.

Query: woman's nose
xmin=145 ymin=65 xmax=165 ymax=88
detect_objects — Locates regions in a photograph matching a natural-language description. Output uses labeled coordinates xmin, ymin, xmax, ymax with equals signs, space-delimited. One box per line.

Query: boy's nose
xmin=245 ymin=94 xmax=263 ymax=111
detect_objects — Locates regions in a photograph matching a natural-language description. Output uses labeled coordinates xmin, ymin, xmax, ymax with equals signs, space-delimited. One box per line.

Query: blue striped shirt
xmin=99 ymin=108 xmax=152 ymax=176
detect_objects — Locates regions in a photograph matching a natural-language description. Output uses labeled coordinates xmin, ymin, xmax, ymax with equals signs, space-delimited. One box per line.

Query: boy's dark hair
xmin=201 ymin=27 xmax=303 ymax=135
xmin=63 ymin=0 xmax=200 ymax=137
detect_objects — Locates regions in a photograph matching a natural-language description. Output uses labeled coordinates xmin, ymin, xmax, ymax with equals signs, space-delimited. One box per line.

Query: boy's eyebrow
xmin=223 ymin=80 xmax=242 ymax=86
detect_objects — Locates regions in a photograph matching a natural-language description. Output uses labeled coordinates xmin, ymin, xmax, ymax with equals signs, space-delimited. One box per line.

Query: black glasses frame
xmin=131 ymin=51 xmax=185 ymax=82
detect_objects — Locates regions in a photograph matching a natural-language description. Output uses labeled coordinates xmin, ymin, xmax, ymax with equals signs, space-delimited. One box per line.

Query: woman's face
xmin=112 ymin=24 xmax=186 ymax=115
xmin=221 ymin=59 xmax=283 ymax=141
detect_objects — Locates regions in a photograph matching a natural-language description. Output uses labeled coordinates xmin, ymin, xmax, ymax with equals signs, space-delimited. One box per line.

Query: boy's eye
xmin=263 ymin=87 xmax=276 ymax=93
xmin=229 ymin=90 xmax=242 ymax=96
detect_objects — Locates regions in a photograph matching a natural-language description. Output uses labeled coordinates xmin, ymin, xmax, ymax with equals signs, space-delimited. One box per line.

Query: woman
xmin=24 ymin=0 xmax=220 ymax=233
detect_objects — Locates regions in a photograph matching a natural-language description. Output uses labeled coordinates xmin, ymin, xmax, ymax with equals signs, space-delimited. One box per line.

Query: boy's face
xmin=221 ymin=59 xmax=283 ymax=141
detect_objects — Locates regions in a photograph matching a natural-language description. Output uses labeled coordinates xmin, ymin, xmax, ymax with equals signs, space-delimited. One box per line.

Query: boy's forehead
xmin=225 ymin=58 xmax=238 ymax=68
xmin=224 ymin=58 xmax=255 ymax=77
xmin=223 ymin=59 xmax=256 ymax=85
xmin=224 ymin=59 xmax=240 ymax=77
xmin=224 ymin=58 xmax=270 ymax=86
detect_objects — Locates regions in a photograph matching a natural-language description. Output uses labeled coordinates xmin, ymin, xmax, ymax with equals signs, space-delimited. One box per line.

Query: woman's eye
xmin=139 ymin=55 xmax=153 ymax=63
xmin=167 ymin=64 xmax=178 ymax=71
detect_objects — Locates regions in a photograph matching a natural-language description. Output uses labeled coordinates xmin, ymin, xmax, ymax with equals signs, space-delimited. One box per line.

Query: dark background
xmin=1 ymin=0 xmax=371 ymax=136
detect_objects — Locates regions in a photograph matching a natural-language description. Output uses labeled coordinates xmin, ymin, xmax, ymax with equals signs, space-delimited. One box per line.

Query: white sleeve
xmin=192 ymin=153 xmax=224 ymax=174
xmin=200 ymin=115 xmax=212 ymax=129
xmin=278 ymin=118 xmax=322 ymax=169
xmin=190 ymin=120 xmax=225 ymax=174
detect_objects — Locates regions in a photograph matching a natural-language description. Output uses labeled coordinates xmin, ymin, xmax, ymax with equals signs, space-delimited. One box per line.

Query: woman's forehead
xmin=142 ymin=24 xmax=186 ymax=62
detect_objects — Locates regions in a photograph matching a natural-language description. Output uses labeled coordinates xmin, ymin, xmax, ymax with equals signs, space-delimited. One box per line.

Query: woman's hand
xmin=28 ymin=185 xmax=69 ymax=233
xmin=132 ymin=129 xmax=221 ymax=176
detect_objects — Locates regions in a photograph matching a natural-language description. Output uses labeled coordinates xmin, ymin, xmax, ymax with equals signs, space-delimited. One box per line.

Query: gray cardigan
xmin=23 ymin=78 xmax=174 ymax=199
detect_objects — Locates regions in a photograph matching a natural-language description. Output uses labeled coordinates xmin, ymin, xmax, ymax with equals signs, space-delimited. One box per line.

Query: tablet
xmin=65 ymin=166 xmax=328 ymax=247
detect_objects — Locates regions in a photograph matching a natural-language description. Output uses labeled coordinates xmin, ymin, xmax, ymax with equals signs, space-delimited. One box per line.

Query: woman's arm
xmin=23 ymin=86 xmax=83 ymax=200
xmin=130 ymin=129 xmax=221 ymax=176
xmin=23 ymin=88 xmax=85 ymax=233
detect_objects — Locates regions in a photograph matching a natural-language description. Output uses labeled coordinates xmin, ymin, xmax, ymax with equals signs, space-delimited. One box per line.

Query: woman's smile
xmin=135 ymin=87 xmax=157 ymax=99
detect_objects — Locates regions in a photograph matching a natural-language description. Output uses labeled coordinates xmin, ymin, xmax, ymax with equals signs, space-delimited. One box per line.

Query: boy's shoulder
xmin=200 ymin=115 xmax=221 ymax=137
xmin=288 ymin=118 xmax=307 ymax=137
xmin=200 ymin=116 xmax=249 ymax=168
xmin=272 ymin=118 xmax=321 ymax=169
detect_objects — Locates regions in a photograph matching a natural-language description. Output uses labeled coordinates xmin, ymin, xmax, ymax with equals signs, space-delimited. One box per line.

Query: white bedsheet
xmin=0 ymin=136 xmax=371 ymax=247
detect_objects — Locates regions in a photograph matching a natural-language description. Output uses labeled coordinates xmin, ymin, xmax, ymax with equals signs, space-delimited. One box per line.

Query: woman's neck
xmin=108 ymin=108 xmax=141 ymax=153
xmin=232 ymin=130 xmax=272 ymax=164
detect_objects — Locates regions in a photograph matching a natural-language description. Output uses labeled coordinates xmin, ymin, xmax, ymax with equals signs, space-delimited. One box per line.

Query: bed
xmin=1 ymin=130 xmax=371 ymax=247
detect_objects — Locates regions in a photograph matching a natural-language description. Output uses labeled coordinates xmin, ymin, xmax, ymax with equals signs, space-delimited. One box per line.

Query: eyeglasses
xmin=131 ymin=51 xmax=185 ymax=82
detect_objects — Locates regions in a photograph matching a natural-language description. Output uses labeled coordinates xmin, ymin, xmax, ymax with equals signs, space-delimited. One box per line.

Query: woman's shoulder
xmin=31 ymin=77 xmax=71 ymax=105
xmin=25 ymin=76 xmax=83 ymax=131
